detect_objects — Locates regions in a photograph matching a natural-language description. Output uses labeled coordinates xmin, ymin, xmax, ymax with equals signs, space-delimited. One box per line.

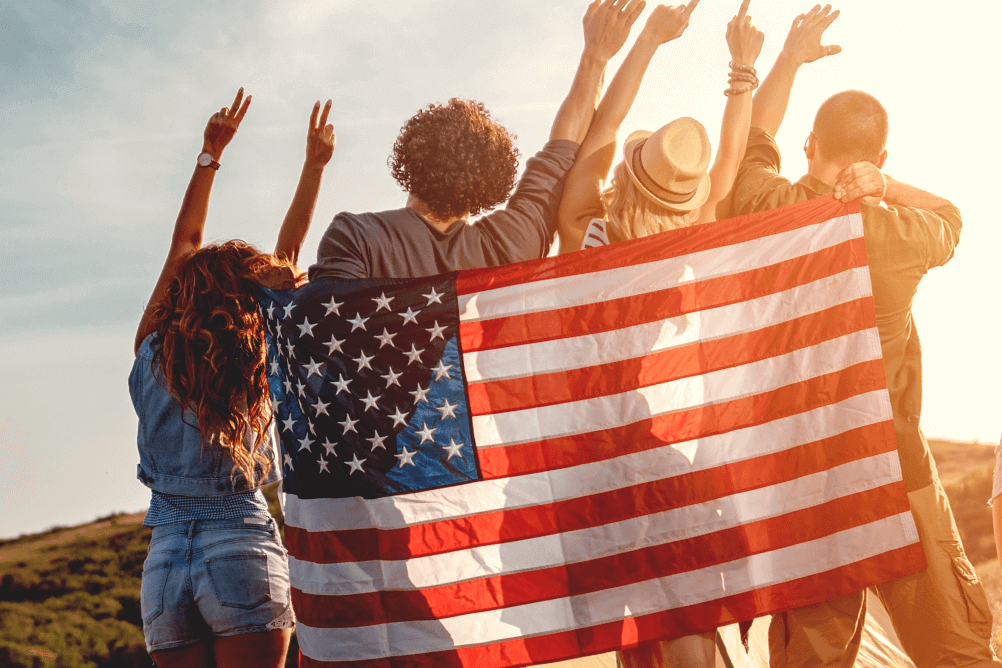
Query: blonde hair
xmin=603 ymin=161 xmax=699 ymax=240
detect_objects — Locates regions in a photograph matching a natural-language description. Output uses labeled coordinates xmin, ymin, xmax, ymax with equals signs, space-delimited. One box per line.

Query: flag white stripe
xmin=458 ymin=213 xmax=862 ymax=324
xmin=297 ymin=511 xmax=917 ymax=661
xmin=463 ymin=266 xmax=873 ymax=383
xmin=471 ymin=328 xmax=882 ymax=448
xmin=290 ymin=450 xmax=902 ymax=595
xmin=285 ymin=390 xmax=891 ymax=533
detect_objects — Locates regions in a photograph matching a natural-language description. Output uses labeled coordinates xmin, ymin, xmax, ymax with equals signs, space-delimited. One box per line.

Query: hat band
xmin=631 ymin=139 xmax=700 ymax=205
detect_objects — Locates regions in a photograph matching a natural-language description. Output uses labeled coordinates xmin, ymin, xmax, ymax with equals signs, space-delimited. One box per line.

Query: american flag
xmin=257 ymin=196 xmax=926 ymax=668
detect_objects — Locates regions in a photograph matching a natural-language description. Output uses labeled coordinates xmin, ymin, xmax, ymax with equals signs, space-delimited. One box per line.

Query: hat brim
xmin=622 ymin=132 xmax=711 ymax=213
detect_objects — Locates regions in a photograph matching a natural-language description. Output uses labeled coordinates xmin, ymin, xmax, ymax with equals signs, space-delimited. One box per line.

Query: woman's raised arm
xmin=558 ymin=1 xmax=700 ymax=253
xmin=134 ymin=88 xmax=251 ymax=354
xmin=699 ymin=0 xmax=763 ymax=224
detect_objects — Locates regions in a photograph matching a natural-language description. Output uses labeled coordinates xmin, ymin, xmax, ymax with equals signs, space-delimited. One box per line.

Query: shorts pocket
xmin=140 ymin=562 xmax=172 ymax=624
xmin=205 ymin=554 xmax=271 ymax=610
xmin=939 ymin=539 xmax=993 ymax=640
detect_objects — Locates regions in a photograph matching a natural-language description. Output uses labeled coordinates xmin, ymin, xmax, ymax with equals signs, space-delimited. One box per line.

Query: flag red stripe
xmin=285 ymin=419 xmax=896 ymax=565
xmin=298 ymin=543 xmax=924 ymax=668
xmin=292 ymin=482 xmax=909 ymax=627
xmin=479 ymin=359 xmax=888 ymax=479
xmin=467 ymin=298 xmax=875 ymax=416
xmin=455 ymin=197 xmax=856 ymax=298
xmin=459 ymin=237 xmax=866 ymax=353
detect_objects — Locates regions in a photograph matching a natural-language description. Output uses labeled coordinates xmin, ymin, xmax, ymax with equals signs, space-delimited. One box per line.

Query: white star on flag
xmin=282 ymin=301 xmax=296 ymax=318
xmin=298 ymin=435 xmax=314 ymax=452
xmin=395 ymin=446 xmax=417 ymax=468
xmin=431 ymin=360 xmax=453 ymax=381
xmin=361 ymin=391 xmax=382 ymax=412
xmin=303 ymin=358 xmax=324 ymax=378
xmin=435 ymin=399 xmax=459 ymax=420
xmin=404 ymin=344 xmax=424 ymax=366
xmin=282 ymin=378 xmax=293 ymax=394
xmin=283 ymin=452 xmax=294 ymax=470
xmin=269 ymin=360 xmax=280 ymax=375
xmin=324 ymin=335 xmax=345 ymax=355
xmin=266 ymin=302 xmax=275 ymax=319
xmin=321 ymin=438 xmax=337 ymax=456
xmin=348 ymin=313 xmax=369 ymax=331
xmin=372 ymin=293 xmax=395 ymax=311
xmin=367 ymin=432 xmax=388 ymax=451
xmin=311 ymin=398 xmax=330 ymax=417
xmin=282 ymin=416 xmax=296 ymax=433
xmin=284 ymin=341 xmax=295 ymax=359
xmin=297 ymin=318 xmax=317 ymax=338
xmin=399 ymin=307 xmax=420 ymax=325
xmin=426 ymin=321 xmax=447 ymax=341
xmin=389 ymin=407 xmax=409 ymax=428
xmin=338 ymin=415 xmax=359 ymax=434
xmin=415 ymin=422 xmax=437 ymax=444
xmin=332 ymin=374 xmax=352 ymax=395
xmin=353 ymin=350 xmax=374 ymax=372
xmin=381 ymin=367 xmax=403 ymax=388
xmin=346 ymin=453 xmax=365 ymax=475
xmin=375 ymin=328 xmax=398 ymax=349
xmin=422 ymin=287 xmax=443 ymax=305
xmin=322 ymin=297 xmax=343 ymax=316
xmin=409 ymin=384 xmax=431 ymax=404
xmin=442 ymin=437 xmax=464 ymax=461
xmin=318 ymin=458 xmax=330 ymax=474
xmin=296 ymin=380 xmax=307 ymax=397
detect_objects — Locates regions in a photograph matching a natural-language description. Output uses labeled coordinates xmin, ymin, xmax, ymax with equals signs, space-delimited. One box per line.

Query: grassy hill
xmin=1 ymin=441 xmax=998 ymax=667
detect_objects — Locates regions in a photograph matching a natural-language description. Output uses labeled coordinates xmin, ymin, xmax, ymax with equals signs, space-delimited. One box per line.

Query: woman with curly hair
xmin=556 ymin=1 xmax=763 ymax=666
xmin=129 ymin=88 xmax=335 ymax=668
xmin=310 ymin=0 xmax=648 ymax=280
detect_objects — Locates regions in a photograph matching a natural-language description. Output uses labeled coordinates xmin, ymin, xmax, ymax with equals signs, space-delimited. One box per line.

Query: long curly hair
xmin=150 ymin=241 xmax=292 ymax=487
xmin=603 ymin=161 xmax=699 ymax=240
xmin=389 ymin=98 xmax=520 ymax=221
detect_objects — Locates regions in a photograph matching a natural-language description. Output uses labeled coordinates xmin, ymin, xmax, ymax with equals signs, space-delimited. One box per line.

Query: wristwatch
xmin=197 ymin=151 xmax=220 ymax=170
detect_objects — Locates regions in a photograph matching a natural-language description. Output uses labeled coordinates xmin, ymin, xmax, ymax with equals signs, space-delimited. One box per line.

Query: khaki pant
xmin=769 ymin=477 xmax=1000 ymax=668
xmin=617 ymin=632 xmax=716 ymax=668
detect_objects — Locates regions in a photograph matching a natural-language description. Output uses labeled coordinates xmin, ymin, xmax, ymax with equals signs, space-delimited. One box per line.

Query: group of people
xmin=130 ymin=1 xmax=996 ymax=667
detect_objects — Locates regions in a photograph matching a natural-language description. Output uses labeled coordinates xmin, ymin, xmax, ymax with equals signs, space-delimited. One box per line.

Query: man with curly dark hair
xmin=310 ymin=0 xmax=648 ymax=280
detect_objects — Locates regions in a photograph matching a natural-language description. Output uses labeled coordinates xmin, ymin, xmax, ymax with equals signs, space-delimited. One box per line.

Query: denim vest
xmin=129 ymin=334 xmax=281 ymax=496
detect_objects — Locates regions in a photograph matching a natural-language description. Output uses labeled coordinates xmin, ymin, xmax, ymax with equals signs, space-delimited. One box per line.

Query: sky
xmin=1 ymin=0 xmax=999 ymax=539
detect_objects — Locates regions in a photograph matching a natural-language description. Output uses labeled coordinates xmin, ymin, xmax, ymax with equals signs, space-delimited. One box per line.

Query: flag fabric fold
xmin=257 ymin=196 xmax=925 ymax=668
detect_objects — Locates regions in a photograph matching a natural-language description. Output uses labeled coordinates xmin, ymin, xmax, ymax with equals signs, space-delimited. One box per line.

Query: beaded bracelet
xmin=728 ymin=72 xmax=759 ymax=84
xmin=729 ymin=61 xmax=757 ymax=75
xmin=724 ymin=85 xmax=756 ymax=96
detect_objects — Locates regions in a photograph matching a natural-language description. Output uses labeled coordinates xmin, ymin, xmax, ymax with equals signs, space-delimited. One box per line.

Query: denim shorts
xmin=140 ymin=517 xmax=295 ymax=653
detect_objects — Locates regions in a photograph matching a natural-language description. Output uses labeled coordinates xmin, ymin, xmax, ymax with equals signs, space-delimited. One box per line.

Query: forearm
xmin=702 ymin=88 xmax=753 ymax=223
xmin=883 ymin=175 xmax=953 ymax=210
xmin=590 ymin=37 xmax=659 ymax=146
xmin=751 ymin=53 xmax=799 ymax=137
xmin=275 ymin=161 xmax=326 ymax=265
xmin=550 ymin=51 xmax=608 ymax=144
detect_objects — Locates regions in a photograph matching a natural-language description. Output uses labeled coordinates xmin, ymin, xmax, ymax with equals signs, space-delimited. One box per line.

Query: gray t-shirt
xmin=309 ymin=139 xmax=579 ymax=279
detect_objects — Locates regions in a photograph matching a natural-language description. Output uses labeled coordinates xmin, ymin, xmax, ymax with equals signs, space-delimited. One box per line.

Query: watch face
xmin=198 ymin=152 xmax=212 ymax=167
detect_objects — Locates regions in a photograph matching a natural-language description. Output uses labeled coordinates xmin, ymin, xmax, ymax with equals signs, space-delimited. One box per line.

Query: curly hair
xmin=389 ymin=98 xmax=520 ymax=221
xmin=150 ymin=241 xmax=292 ymax=487
xmin=603 ymin=161 xmax=698 ymax=240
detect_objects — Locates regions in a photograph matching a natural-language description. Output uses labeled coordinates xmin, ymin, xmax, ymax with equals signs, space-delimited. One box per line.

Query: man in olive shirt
xmin=716 ymin=6 xmax=998 ymax=668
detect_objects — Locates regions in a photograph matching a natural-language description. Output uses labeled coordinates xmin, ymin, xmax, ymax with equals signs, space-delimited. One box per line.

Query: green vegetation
xmin=1 ymin=444 xmax=999 ymax=666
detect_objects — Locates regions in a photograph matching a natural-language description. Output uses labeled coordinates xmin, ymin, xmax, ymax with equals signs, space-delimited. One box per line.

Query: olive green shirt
xmin=717 ymin=128 xmax=962 ymax=492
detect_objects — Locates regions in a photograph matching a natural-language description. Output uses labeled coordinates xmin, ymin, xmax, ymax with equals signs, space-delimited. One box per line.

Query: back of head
xmin=813 ymin=90 xmax=888 ymax=165
xmin=389 ymin=98 xmax=520 ymax=221
xmin=604 ymin=161 xmax=699 ymax=241
xmin=150 ymin=241 xmax=287 ymax=486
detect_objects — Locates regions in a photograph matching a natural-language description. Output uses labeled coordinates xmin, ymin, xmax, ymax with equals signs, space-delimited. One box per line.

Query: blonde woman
xmin=556 ymin=2 xmax=763 ymax=666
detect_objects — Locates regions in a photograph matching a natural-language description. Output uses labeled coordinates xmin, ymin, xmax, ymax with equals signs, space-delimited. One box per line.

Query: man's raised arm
xmin=752 ymin=4 xmax=840 ymax=136
xmin=549 ymin=0 xmax=646 ymax=144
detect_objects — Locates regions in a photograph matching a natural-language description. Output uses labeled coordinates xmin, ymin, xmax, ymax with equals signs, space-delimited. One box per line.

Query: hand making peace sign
xmin=201 ymin=87 xmax=251 ymax=160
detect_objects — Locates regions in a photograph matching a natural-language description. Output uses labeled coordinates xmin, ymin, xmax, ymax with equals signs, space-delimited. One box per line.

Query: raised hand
xmin=833 ymin=161 xmax=886 ymax=204
xmin=306 ymin=99 xmax=336 ymax=167
xmin=726 ymin=0 xmax=764 ymax=68
xmin=781 ymin=4 xmax=840 ymax=66
xmin=583 ymin=0 xmax=648 ymax=62
xmin=640 ymin=0 xmax=700 ymax=46
xmin=202 ymin=87 xmax=251 ymax=159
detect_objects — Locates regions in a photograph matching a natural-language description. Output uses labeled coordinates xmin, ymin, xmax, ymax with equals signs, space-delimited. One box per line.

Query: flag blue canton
xmin=256 ymin=277 xmax=481 ymax=500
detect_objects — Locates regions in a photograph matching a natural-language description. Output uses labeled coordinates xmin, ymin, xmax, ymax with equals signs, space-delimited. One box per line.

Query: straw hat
xmin=622 ymin=117 xmax=711 ymax=212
